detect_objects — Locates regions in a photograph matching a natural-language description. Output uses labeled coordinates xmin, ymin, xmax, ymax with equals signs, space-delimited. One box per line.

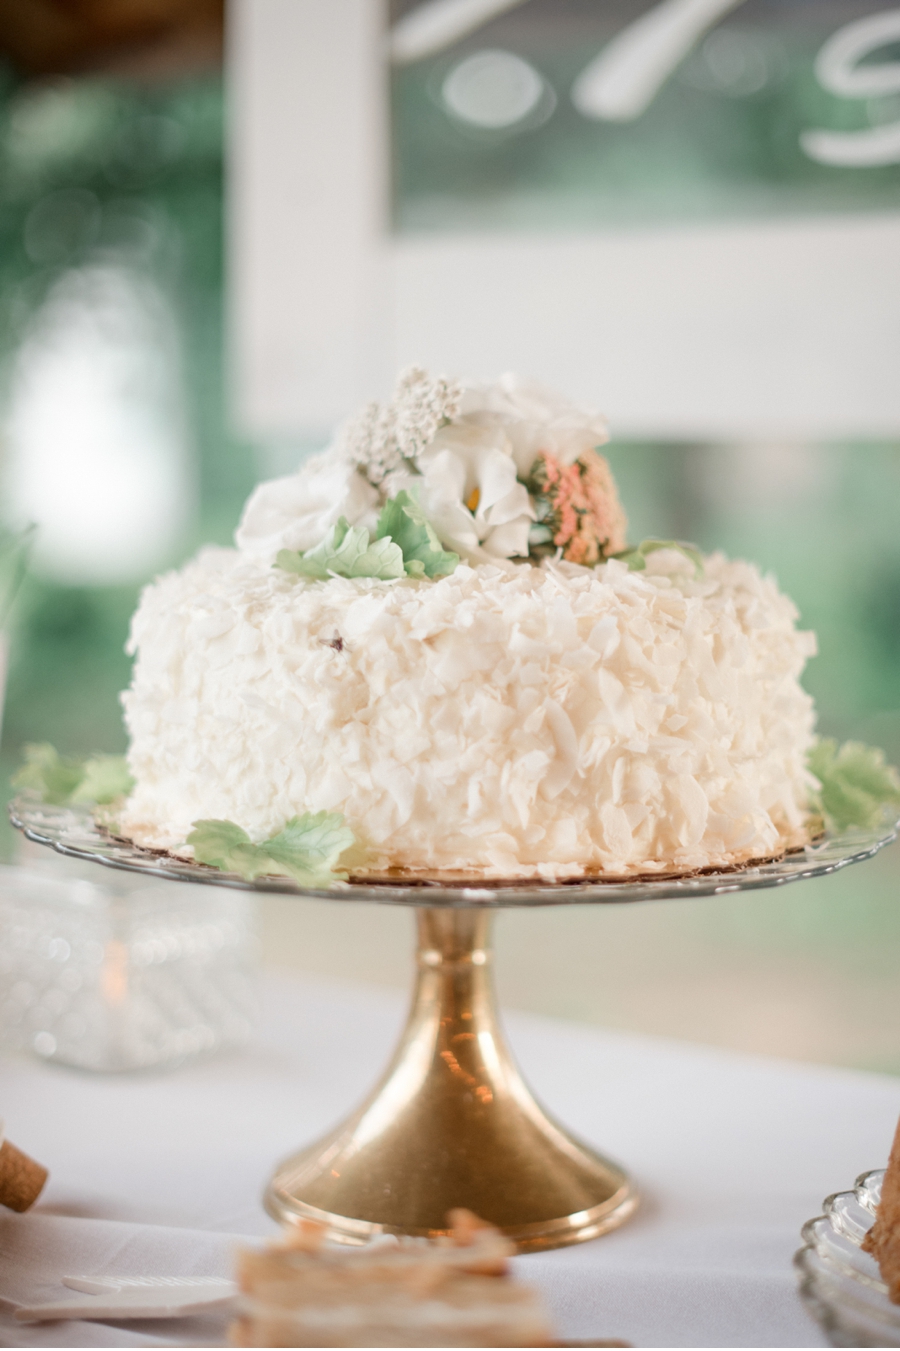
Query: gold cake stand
xmin=265 ymin=904 xmax=635 ymax=1249
xmin=10 ymin=796 xmax=898 ymax=1253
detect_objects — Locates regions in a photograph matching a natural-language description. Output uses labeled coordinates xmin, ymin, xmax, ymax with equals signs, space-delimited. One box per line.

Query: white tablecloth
xmin=0 ymin=971 xmax=898 ymax=1348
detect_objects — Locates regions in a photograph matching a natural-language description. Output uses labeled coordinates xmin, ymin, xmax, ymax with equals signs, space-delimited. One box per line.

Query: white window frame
xmin=229 ymin=0 xmax=900 ymax=441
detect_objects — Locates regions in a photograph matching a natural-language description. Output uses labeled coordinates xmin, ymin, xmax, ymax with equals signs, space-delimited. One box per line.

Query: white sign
xmin=229 ymin=0 xmax=900 ymax=440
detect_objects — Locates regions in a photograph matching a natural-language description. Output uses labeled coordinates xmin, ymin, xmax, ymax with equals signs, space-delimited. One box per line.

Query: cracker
xmin=232 ymin=1212 xmax=552 ymax=1347
xmin=862 ymin=1115 xmax=900 ymax=1303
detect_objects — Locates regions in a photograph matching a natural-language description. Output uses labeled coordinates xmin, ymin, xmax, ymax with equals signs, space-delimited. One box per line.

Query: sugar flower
xmin=235 ymin=452 xmax=378 ymax=568
xmin=404 ymin=422 xmax=535 ymax=561
xmin=343 ymin=366 xmax=462 ymax=487
xmin=234 ymin=368 xmax=616 ymax=569
xmin=527 ymin=449 xmax=628 ymax=566
xmin=459 ymin=373 xmax=610 ymax=475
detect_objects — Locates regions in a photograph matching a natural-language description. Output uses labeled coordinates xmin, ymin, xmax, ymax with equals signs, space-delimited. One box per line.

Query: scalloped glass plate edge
xmin=8 ymin=796 xmax=898 ymax=908
xmin=795 ymin=1170 xmax=900 ymax=1348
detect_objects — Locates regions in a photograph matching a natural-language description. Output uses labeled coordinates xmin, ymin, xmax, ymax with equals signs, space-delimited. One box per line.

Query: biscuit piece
xmin=232 ymin=1211 xmax=553 ymax=1348
xmin=862 ymin=1115 xmax=900 ymax=1303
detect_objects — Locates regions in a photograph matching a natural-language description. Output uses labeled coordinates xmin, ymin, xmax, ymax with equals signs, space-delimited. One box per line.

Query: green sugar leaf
xmin=186 ymin=819 xmax=270 ymax=880
xmin=808 ymin=739 xmax=900 ymax=832
xmin=276 ymin=518 xmax=405 ymax=581
xmin=612 ymin=539 xmax=704 ymax=577
xmin=263 ymin=812 xmax=355 ymax=885
xmin=275 ymin=495 xmax=457 ymax=584
xmin=14 ymin=745 xmax=134 ymax=806
xmin=275 ymin=547 xmax=315 ymax=576
xmin=186 ymin=813 xmax=354 ymax=885
xmin=13 ymin=743 xmax=85 ymax=804
xmin=186 ymin=817 xmax=254 ymax=861
xmin=376 ymin=491 xmax=459 ymax=579
xmin=71 ymin=755 xmax=134 ymax=805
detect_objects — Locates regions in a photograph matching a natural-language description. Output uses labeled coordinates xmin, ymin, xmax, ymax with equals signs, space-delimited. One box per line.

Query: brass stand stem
xmin=265 ymin=907 xmax=637 ymax=1251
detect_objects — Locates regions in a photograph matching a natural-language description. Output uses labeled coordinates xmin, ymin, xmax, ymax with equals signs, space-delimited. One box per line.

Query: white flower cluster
xmin=343 ymin=366 xmax=462 ymax=486
xmin=235 ymin=370 xmax=611 ymax=567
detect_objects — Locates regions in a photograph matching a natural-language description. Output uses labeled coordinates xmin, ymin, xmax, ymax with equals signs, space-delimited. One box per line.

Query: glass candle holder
xmin=0 ymin=864 xmax=257 ymax=1072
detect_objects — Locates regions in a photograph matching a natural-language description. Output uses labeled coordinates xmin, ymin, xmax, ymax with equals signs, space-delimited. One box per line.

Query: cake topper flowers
xmin=343 ymin=367 xmax=462 ymax=488
xmin=236 ymin=367 xmax=627 ymax=571
xmin=525 ymin=449 xmax=627 ymax=565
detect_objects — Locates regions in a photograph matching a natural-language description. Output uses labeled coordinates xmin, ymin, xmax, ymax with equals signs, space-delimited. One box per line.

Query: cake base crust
xmin=103 ymin=820 xmax=814 ymax=889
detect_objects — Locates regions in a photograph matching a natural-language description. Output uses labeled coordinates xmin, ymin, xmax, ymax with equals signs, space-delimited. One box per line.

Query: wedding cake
xmin=118 ymin=370 xmax=817 ymax=883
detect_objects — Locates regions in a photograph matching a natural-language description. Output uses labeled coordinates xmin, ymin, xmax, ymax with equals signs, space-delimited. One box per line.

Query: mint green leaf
xmin=275 ymin=547 xmax=318 ymax=577
xmin=276 ymin=517 xmax=405 ymax=581
xmin=808 ymin=739 xmax=900 ymax=832
xmin=214 ymin=843 xmax=271 ymax=880
xmin=349 ymin=534 xmax=407 ymax=579
xmin=263 ymin=812 xmax=355 ymax=885
xmin=275 ymin=495 xmax=457 ymax=584
xmin=186 ymin=819 xmax=270 ymax=880
xmin=14 ymin=744 xmax=135 ymax=806
xmin=612 ymin=539 xmax=704 ymax=576
xmin=186 ymin=813 xmax=355 ymax=885
xmin=72 ymin=755 xmax=134 ymax=805
xmin=13 ymin=743 xmax=87 ymax=804
xmin=376 ymin=491 xmax=458 ymax=579
xmin=187 ymin=818 xmax=253 ymax=861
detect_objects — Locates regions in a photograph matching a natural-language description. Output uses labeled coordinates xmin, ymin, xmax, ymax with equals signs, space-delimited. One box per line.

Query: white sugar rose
xmin=235 ymin=453 xmax=378 ymax=567
xmin=385 ymin=420 xmax=535 ymax=561
xmin=460 ymin=373 xmax=609 ymax=476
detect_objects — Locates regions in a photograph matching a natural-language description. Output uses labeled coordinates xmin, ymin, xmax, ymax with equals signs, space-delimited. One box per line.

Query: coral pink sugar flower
xmin=528 ymin=449 xmax=628 ymax=566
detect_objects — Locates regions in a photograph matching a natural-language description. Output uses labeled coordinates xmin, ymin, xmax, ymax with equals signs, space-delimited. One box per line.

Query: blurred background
xmin=0 ymin=0 xmax=898 ymax=1071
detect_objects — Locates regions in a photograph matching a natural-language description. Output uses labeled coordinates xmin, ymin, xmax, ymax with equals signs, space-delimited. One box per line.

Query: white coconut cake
xmin=119 ymin=545 xmax=817 ymax=881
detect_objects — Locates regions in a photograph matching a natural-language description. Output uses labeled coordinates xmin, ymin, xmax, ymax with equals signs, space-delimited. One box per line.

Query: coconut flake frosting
xmin=119 ymin=545 xmax=818 ymax=880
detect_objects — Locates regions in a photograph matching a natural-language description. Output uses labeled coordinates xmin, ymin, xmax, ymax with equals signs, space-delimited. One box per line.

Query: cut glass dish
xmin=795 ymin=1170 xmax=900 ymax=1348
xmin=0 ymin=863 xmax=255 ymax=1071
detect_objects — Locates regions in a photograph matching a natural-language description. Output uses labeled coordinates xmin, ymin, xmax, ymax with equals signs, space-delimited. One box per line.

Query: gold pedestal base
xmin=265 ymin=908 xmax=637 ymax=1252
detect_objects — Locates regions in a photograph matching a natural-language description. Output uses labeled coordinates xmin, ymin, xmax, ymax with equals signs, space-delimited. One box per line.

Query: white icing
xmin=119 ymin=547 xmax=817 ymax=879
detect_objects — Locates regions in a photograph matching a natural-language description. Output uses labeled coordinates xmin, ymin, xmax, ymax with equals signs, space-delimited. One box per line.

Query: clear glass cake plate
xmin=795 ymin=1170 xmax=900 ymax=1348
xmin=8 ymin=795 xmax=898 ymax=907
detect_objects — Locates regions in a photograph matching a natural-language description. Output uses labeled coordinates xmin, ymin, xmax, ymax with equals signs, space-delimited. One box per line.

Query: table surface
xmin=0 ymin=970 xmax=898 ymax=1348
